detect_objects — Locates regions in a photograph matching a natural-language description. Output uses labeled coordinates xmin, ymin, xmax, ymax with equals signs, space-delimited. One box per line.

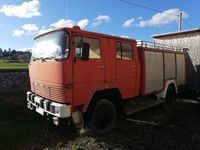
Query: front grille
xmin=31 ymin=94 xmax=35 ymax=103
xmin=31 ymin=81 xmax=66 ymax=102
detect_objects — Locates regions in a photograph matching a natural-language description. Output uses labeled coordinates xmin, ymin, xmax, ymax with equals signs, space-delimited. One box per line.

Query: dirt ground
xmin=0 ymin=90 xmax=200 ymax=150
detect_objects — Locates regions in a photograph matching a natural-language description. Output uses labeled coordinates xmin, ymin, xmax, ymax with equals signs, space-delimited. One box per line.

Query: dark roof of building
xmin=152 ymin=28 xmax=200 ymax=38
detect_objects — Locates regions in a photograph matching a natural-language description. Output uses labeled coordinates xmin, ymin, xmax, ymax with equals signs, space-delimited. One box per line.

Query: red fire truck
xmin=27 ymin=26 xmax=186 ymax=134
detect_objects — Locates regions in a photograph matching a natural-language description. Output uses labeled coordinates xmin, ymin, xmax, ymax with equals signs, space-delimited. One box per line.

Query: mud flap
xmin=72 ymin=111 xmax=84 ymax=128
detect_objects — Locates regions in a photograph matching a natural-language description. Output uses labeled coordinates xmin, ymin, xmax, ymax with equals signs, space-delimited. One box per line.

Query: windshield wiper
xmin=32 ymin=57 xmax=60 ymax=61
xmin=32 ymin=57 xmax=46 ymax=61
xmin=45 ymin=57 xmax=55 ymax=60
xmin=31 ymin=57 xmax=39 ymax=61
xmin=45 ymin=57 xmax=61 ymax=61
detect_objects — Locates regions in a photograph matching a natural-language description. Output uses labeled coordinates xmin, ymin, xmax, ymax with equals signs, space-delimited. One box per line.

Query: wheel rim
xmin=94 ymin=103 xmax=115 ymax=130
xmin=166 ymin=87 xmax=175 ymax=105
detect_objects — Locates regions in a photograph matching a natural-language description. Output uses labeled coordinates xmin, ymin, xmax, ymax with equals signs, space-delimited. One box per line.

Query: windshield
xmin=32 ymin=31 xmax=69 ymax=60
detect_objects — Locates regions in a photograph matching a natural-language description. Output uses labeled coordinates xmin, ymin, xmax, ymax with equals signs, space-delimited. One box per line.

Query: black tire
xmin=163 ymin=86 xmax=176 ymax=110
xmin=87 ymin=99 xmax=117 ymax=134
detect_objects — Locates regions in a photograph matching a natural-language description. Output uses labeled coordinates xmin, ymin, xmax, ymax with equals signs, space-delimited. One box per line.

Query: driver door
xmin=72 ymin=34 xmax=105 ymax=106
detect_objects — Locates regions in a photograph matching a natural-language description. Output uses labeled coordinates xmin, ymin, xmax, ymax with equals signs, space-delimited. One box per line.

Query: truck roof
xmin=35 ymin=26 xmax=137 ymax=43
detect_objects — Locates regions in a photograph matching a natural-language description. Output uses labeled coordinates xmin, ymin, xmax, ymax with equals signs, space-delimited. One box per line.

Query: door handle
xmin=98 ymin=66 xmax=105 ymax=69
xmin=131 ymin=66 xmax=136 ymax=68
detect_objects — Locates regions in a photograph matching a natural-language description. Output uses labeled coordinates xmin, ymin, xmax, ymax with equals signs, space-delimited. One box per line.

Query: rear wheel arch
xmin=156 ymin=80 xmax=177 ymax=100
xmin=163 ymin=83 xmax=177 ymax=109
xmin=165 ymin=82 xmax=177 ymax=99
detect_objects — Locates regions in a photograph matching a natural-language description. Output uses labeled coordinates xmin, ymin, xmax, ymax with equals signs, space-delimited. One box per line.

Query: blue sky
xmin=0 ymin=0 xmax=199 ymax=51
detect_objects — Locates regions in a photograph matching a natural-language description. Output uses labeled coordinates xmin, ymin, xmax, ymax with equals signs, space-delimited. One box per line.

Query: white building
xmin=153 ymin=28 xmax=200 ymax=90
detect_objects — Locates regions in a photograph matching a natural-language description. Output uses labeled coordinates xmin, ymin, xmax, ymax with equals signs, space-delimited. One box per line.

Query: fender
xmin=156 ymin=79 xmax=177 ymax=100
xmin=82 ymin=87 xmax=122 ymax=113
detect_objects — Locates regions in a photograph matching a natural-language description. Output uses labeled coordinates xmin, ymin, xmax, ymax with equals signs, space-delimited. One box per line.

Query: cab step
xmin=124 ymin=96 xmax=164 ymax=115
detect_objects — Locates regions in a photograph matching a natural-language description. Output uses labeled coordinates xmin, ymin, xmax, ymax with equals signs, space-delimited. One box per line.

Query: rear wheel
xmin=163 ymin=86 xmax=176 ymax=110
xmin=87 ymin=99 xmax=117 ymax=134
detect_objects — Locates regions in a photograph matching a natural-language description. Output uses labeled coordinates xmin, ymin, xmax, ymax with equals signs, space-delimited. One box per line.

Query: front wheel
xmin=87 ymin=99 xmax=117 ymax=134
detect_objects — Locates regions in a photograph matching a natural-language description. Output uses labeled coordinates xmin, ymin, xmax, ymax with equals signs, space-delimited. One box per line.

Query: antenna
xmin=178 ymin=13 xmax=182 ymax=31
xmin=66 ymin=0 xmax=69 ymax=19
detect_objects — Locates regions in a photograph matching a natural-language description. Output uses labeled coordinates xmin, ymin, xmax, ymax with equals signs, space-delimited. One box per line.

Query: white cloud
xmin=0 ymin=0 xmax=41 ymax=18
xmin=51 ymin=18 xmax=89 ymax=29
xmin=77 ymin=19 xmax=89 ymax=29
xmin=92 ymin=15 xmax=110 ymax=26
xmin=121 ymin=35 xmax=130 ymax=38
xmin=12 ymin=23 xmax=39 ymax=37
xmin=137 ymin=16 xmax=143 ymax=20
xmin=123 ymin=18 xmax=134 ymax=28
xmin=51 ymin=19 xmax=75 ymax=28
xmin=12 ymin=14 xmax=110 ymax=37
xmin=138 ymin=9 xmax=189 ymax=28
xmin=12 ymin=29 xmax=25 ymax=37
xmin=22 ymin=24 xmax=39 ymax=34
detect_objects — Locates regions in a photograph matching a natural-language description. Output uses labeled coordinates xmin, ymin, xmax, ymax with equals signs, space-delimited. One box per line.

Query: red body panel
xmin=29 ymin=59 xmax=74 ymax=104
xmin=137 ymin=47 xmax=146 ymax=95
xmin=115 ymin=40 xmax=139 ymax=99
xmin=29 ymin=61 xmax=64 ymax=84
xmin=28 ymin=27 xmax=146 ymax=111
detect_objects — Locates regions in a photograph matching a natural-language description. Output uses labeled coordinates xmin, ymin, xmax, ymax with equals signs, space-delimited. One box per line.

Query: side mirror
xmin=81 ymin=43 xmax=90 ymax=60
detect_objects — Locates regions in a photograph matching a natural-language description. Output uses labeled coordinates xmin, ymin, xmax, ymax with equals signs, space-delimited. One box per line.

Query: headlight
xmin=54 ymin=106 xmax=60 ymax=114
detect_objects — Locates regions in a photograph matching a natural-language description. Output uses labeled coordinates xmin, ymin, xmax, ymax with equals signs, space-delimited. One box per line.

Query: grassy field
xmin=0 ymin=59 xmax=28 ymax=70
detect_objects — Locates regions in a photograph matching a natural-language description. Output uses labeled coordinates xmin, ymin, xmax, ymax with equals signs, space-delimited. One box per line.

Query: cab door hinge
xmin=65 ymin=84 xmax=73 ymax=89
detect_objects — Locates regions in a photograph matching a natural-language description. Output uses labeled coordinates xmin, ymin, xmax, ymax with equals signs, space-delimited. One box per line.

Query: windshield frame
xmin=31 ymin=30 xmax=70 ymax=60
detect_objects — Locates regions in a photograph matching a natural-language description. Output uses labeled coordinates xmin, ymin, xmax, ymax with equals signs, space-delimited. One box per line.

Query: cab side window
xmin=75 ymin=36 xmax=101 ymax=59
xmin=116 ymin=42 xmax=133 ymax=60
xmin=74 ymin=36 xmax=83 ymax=57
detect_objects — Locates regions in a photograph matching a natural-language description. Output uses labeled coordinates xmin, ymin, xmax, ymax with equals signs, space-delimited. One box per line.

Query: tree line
xmin=0 ymin=48 xmax=31 ymax=62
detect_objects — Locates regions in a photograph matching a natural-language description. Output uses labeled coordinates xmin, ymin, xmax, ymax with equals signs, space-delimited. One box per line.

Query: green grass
xmin=0 ymin=59 xmax=28 ymax=70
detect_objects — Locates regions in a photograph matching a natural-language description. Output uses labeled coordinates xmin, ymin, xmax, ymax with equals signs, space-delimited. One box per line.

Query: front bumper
xmin=26 ymin=91 xmax=71 ymax=118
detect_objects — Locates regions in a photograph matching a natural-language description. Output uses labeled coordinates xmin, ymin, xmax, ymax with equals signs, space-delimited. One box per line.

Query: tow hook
xmin=53 ymin=117 xmax=60 ymax=126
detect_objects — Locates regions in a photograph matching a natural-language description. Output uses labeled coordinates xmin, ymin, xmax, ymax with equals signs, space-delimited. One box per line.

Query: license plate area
xmin=36 ymin=107 xmax=44 ymax=116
